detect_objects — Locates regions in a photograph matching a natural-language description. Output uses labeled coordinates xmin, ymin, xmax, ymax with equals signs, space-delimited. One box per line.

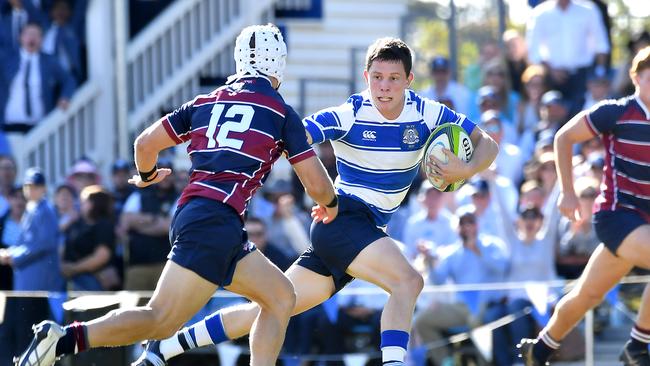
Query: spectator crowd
xmin=0 ymin=0 xmax=648 ymax=365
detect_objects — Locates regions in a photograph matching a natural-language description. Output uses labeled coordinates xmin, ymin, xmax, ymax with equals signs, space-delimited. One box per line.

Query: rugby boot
xmin=14 ymin=320 xmax=66 ymax=366
xmin=620 ymin=341 xmax=650 ymax=366
xmin=516 ymin=338 xmax=550 ymax=366
xmin=132 ymin=340 xmax=165 ymax=366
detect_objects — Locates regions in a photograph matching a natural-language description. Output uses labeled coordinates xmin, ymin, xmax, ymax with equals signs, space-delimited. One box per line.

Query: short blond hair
xmin=630 ymin=46 xmax=650 ymax=77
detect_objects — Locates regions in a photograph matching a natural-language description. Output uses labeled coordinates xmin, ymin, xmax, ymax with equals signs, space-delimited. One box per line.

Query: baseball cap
xmin=478 ymin=86 xmax=499 ymax=103
xmin=24 ymin=167 xmax=46 ymax=186
xmin=465 ymin=179 xmax=489 ymax=196
xmin=111 ymin=159 xmax=131 ymax=173
xmin=587 ymin=67 xmax=612 ymax=83
xmin=430 ymin=56 xmax=450 ymax=72
xmin=541 ymin=90 xmax=563 ymax=106
xmin=70 ymin=159 xmax=98 ymax=176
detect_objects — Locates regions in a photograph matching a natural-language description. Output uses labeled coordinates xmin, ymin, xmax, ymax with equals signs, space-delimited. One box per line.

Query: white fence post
xmin=585 ymin=309 xmax=594 ymax=366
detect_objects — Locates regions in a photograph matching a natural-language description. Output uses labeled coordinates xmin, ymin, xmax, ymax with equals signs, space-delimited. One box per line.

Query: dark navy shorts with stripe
xmin=593 ymin=209 xmax=649 ymax=255
xmin=296 ymin=195 xmax=387 ymax=293
xmin=168 ymin=197 xmax=256 ymax=286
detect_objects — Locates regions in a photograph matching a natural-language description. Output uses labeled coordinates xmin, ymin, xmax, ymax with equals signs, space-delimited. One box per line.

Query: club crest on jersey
xmin=402 ymin=125 xmax=420 ymax=146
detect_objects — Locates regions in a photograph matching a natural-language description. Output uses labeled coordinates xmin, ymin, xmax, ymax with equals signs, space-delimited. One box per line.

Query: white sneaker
xmin=14 ymin=320 xmax=66 ymax=366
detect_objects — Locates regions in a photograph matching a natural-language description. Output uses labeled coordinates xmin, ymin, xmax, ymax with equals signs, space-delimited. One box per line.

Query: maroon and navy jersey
xmin=162 ymin=76 xmax=315 ymax=217
xmin=585 ymin=95 xmax=650 ymax=218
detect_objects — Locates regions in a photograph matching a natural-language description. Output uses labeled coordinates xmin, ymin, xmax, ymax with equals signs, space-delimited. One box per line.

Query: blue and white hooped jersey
xmin=303 ymin=89 xmax=476 ymax=226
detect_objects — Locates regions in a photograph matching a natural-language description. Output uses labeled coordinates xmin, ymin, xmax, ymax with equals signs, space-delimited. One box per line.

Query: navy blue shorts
xmin=296 ymin=195 xmax=387 ymax=292
xmin=593 ymin=209 xmax=649 ymax=255
xmin=168 ymin=197 xmax=256 ymax=286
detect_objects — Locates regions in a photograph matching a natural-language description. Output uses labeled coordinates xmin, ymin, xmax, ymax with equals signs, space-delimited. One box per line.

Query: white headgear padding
xmin=234 ymin=24 xmax=287 ymax=84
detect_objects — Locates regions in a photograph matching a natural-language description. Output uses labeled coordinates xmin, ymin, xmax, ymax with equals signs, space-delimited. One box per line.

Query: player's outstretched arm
xmin=128 ymin=117 xmax=178 ymax=188
xmin=554 ymin=111 xmax=594 ymax=221
xmin=292 ymin=156 xmax=338 ymax=223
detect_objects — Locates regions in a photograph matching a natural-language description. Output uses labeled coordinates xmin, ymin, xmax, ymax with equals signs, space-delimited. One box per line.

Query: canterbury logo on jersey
xmin=362 ymin=130 xmax=377 ymax=140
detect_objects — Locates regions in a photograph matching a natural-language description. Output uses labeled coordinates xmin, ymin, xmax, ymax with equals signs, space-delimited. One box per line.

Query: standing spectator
xmin=503 ymin=29 xmax=528 ymax=96
xmin=420 ymin=56 xmax=472 ymax=116
xmin=481 ymin=60 xmax=520 ymax=124
xmin=473 ymin=86 xmax=517 ymax=146
xmin=580 ymin=68 xmax=613 ymax=111
xmin=413 ymin=208 xmax=509 ymax=366
xmin=0 ymin=154 xmax=17 ymax=215
xmin=0 ymin=167 xmax=62 ymax=365
xmin=0 ymin=185 xmax=25 ymax=290
xmin=121 ymin=159 xmax=177 ymax=290
xmin=526 ymin=0 xmax=609 ymax=113
xmin=1 ymin=22 xmax=75 ymax=133
xmin=0 ymin=0 xmax=46 ymax=52
xmin=42 ymin=0 xmax=81 ymax=82
xmin=402 ymin=181 xmax=456 ymax=259
xmin=555 ymin=176 xmax=600 ymax=279
xmin=60 ymin=185 xmax=119 ymax=290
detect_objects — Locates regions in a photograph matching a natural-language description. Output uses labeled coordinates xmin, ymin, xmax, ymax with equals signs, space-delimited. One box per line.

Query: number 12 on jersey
xmin=206 ymin=104 xmax=255 ymax=149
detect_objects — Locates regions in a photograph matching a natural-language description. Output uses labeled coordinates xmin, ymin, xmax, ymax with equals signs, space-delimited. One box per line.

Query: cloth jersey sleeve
xmin=585 ymin=100 xmax=624 ymax=135
xmin=162 ymin=98 xmax=195 ymax=144
xmin=302 ymin=102 xmax=354 ymax=144
xmin=282 ymin=106 xmax=316 ymax=165
xmin=423 ymin=98 xmax=476 ymax=136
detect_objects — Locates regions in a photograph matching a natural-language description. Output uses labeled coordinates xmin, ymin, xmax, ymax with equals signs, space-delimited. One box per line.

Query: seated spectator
xmin=472 ymin=85 xmax=517 ymax=146
xmin=66 ymin=157 xmax=100 ymax=193
xmin=463 ymin=40 xmax=501 ymax=92
xmin=555 ymin=176 xmax=601 ymax=279
xmin=420 ymin=56 xmax=472 ymax=116
xmin=518 ymin=179 xmax=545 ymax=211
xmin=260 ymin=179 xmax=311 ymax=256
xmin=535 ymin=90 xmax=569 ymax=138
xmin=0 ymin=154 xmax=17 ymax=215
xmin=0 ymin=185 xmax=25 ymax=290
xmin=54 ymin=183 xmax=78 ymax=233
xmin=1 ymin=22 xmax=75 ymax=133
xmin=402 ymin=181 xmax=456 ymax=260
xmin=503 ymin=29 xmax=528 ymax=96
xmin=245 ymin=217 xmax=296 ymax=272
xmin=120 ymin=159 xmax=177 ymax=290
xmin=580 ymin=67 xmax=613 ymax=111
xmin=480 ymin=60 xmax=520 ymax=123
xmin=480 ymin=110 xmax=524 ymax=184
xmin=60 ymin=185 xmax=120 ymax=290
xmin=516 ymin=65 xmax=548 ymax=159
xmin=413 ymin=208 xmax=509 ymax=366
xmin=42 ymin=0 xmax=81 ymax=81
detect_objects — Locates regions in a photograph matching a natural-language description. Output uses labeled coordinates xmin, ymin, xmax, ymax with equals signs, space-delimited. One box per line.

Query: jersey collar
xmin=634 ymin=94 xmax=650 ymax=120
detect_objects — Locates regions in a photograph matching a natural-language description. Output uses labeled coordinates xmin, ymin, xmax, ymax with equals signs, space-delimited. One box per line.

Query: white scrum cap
xmin=234 ymin=24 xmax=287 ymax=83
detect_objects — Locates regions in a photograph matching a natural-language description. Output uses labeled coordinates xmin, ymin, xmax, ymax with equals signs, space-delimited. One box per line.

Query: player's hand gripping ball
xmin=422 ymin=123 xmax=473 ymax=192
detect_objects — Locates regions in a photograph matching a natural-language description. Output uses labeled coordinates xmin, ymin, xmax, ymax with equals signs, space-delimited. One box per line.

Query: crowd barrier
xmin=2 ymin=275 xmax=648 ymax=366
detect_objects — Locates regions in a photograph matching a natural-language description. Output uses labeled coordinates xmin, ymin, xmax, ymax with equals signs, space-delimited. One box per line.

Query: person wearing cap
xmin=420 ymin=56 xmax=472 ymax=116
xmin=535 ymin=90 xmax=568 ymax=138
xmin=66 ymin=158 xmax=100 ymax=194
xmin=0 ymin=168 xmax=62 ymax=365
xmin=109 ymin=159 xmax=134 ymax=217
xmin=581 ymin=67 xmax=613 ymax=111
xmin=402 ymin=181 xmax=456 ymax=260
xmin=518 ymin=46 xmax=650 ymax=366
xmin=412 ymin=207 xmax=509 ymax=366
xmin=456 ymin=177 xmax=516 ymax=241
xmin=473 ymin=85 xmax=518 ymax=147
xmin=480 ymin=110 xmax=524 ymax=184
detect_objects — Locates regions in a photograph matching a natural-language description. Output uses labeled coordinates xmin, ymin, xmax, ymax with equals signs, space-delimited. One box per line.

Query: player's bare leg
xmin=135 ymin=261 xmax=335 ymax=364
xmin=220 ymin=250 xmax=297 ymax=366
xmin=346 ymin=237 xmax=424 ymax=364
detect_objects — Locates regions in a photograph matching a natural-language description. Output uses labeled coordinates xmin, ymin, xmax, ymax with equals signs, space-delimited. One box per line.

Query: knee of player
xmin=401 ymin=269 xmax=425 ymax=295
xmin=575 ymin=283 xmax=606 ymax=306
xmin=259 ymin=279 xmax=296 ymax=316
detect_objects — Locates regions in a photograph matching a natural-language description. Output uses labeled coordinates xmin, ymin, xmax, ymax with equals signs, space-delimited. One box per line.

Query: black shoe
xmin=516 ymin=338 xmax=549 ymax=366
xmin=620 ymin=343 xmax=650 ymax=366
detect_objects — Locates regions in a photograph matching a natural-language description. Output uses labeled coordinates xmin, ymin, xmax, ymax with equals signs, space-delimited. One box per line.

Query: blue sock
xmin=159 ymin=311 xmax=229 ymax=361
xmin=380 ymin=330 xmax=409 ymax=363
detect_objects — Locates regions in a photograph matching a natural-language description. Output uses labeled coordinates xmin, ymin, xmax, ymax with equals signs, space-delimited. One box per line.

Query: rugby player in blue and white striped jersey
xmin=134 ymin=37 xmax=498 ymax=366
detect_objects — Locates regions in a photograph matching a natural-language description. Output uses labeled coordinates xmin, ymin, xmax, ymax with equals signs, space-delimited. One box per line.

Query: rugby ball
xmin=422 ymin=123 xmax=473 ymax=192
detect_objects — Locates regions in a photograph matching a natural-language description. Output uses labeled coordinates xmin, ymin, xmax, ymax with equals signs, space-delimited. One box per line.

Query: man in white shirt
xmin=420 ymin=56 xmax=473 ymax=116
xmin=526 ymin=0 xmax=609 ymax=112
